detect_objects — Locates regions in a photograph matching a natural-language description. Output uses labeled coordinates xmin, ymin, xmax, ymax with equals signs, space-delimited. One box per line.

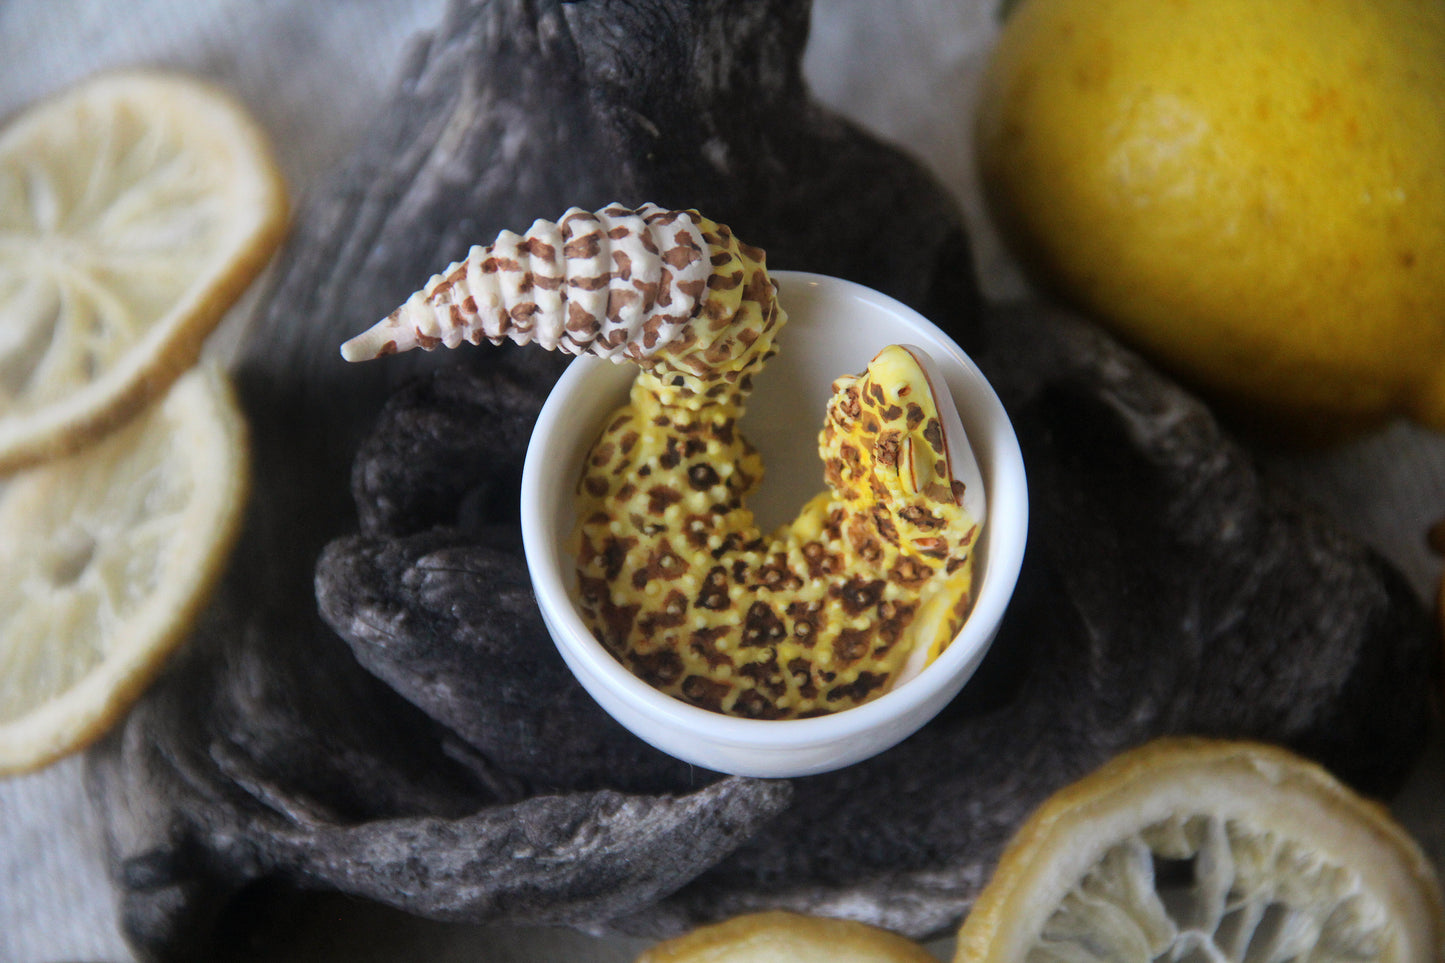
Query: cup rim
xmin=521 ymin=270 xmax=1028 ymax=756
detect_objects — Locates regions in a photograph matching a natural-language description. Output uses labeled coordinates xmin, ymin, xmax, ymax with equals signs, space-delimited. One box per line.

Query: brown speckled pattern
xmin=343 ymin=204 xmax=981 ymax=719
xmin=573 ymin=220 xmax=980 ymax=718
xmin=340 ymin=203 xmax=713 ymax=363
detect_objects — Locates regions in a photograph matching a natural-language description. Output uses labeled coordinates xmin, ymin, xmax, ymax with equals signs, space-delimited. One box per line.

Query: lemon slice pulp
xmin=0 ymin=364 xmax=249 ymax=774
xmin=956 ymin=739 xmax=1445 ymax=963
xmin=0 ymin=69 xmax=286 ymax=471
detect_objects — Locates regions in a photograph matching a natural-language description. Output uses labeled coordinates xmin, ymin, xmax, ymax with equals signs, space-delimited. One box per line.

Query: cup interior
xmin=520 ymin=271 xmax=1027 ymax=776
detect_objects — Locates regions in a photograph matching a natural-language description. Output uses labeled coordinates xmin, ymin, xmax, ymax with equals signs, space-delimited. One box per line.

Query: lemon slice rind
xmin=638 ymin=910 xmax=940 ymax=963
xmin=955 ymin=738 xmax=1445 ymax=963
xmin=0 ymin=69 xmax=286 ymax=473
xmin=0 ymin=364 xmax=249 ymax=775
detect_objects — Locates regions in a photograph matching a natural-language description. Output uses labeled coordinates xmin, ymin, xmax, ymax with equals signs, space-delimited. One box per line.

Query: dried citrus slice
xmin=0 ymin=69 xmax=286 ymax=472
xmin=955 ymin=738 xmax=1445 ymax=963
xmin=638 ymin=910 xmax=939 ymax=962
xmin=0 ymin=364 xmax=248 ymax=774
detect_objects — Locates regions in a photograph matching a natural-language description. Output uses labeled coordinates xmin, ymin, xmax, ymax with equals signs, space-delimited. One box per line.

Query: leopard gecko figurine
xmin=341 ymin=203 xmax=986 ymax=718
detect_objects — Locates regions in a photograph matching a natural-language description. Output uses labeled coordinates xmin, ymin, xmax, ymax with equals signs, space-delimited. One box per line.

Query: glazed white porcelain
xmin=521 ymin=271 xmax=1027 ymax=778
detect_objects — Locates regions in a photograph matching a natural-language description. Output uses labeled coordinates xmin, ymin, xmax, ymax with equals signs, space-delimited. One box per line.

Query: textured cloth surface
xmin=3 ymin=2 xmax=1444 ymax=962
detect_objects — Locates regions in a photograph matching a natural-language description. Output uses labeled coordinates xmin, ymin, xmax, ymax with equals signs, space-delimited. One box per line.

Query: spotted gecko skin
xmin=343 ymin=204 xmax=982 ymax=719
xmin=340 ymin=204 xmax=714 ymax=364
xmin=573 ymin=241 xmax=980 ymax=720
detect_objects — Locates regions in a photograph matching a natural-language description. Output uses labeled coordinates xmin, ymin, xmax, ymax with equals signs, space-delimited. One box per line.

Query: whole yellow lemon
xmin=977 ymin=0 xmax=1445 ymax=438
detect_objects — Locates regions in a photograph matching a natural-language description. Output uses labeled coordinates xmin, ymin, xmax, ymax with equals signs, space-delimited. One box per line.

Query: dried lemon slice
xmin=0 ymin=364 xmax=248 ymax=774
xmin=955 ymin=739 xmax=1445 ymax=963
xmin=0 ymin=69 xmax=286 ymax=472
xmin=638 ymin=910 xmax=939 ymax=962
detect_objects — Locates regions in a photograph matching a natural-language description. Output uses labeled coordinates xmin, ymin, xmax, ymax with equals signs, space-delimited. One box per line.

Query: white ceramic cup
xmin=521 ymin=271 xmax=1027 ymax=778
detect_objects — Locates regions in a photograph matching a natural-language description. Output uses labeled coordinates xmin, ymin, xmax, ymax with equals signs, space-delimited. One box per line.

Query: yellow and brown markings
xmin=345 ymin=204 xmax=983 ymax=719
xmin=572 ymin=226 xmax=979 ymax=718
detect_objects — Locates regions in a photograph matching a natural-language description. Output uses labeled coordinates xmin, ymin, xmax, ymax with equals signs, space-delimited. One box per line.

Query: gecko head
xmin=821 ymin=344 xmax=986 ymax=561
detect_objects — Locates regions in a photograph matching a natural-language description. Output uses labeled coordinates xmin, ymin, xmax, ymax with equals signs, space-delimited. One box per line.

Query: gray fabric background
xmin=2 ymin=1 xmax=1441 ymax=960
